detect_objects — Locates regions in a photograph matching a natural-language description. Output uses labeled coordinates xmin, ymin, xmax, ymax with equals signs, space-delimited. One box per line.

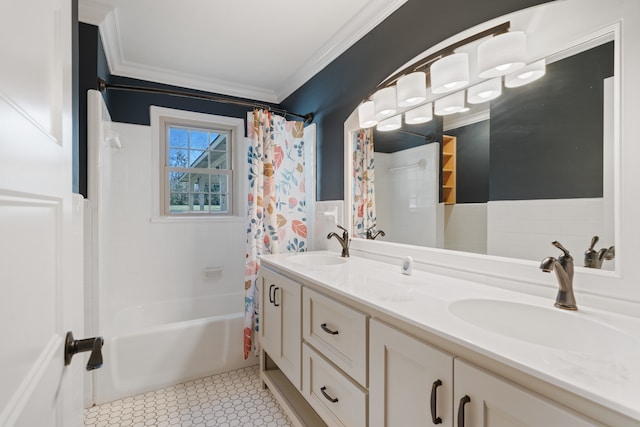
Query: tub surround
xmin=259 ymin=251 xmax=640 ymax=426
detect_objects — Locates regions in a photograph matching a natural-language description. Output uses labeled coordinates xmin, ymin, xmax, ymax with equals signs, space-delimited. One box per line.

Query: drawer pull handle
xmin=320 ymin=323 xmax=339 ymax=335
xmin=268 ymin=284 xmax=275 ymax=303
xmin=457 ymin=395 xmax=471 ymax=427
xmin=273 ymin=287 xmax=280 ymax=307
xmin=320 ymin=386 xmax=339 ymax=403
xmin=430 ymin=379 xmax=443 ymax=424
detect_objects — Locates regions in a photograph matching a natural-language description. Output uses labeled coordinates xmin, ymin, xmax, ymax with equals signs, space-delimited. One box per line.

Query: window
xmin=151 ymin=107 xmax=245 ymax=218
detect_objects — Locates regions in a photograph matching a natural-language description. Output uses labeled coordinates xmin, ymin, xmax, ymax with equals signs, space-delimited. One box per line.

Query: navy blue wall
xmin=490 ymin=42 xmax=613 ymax=200
xmin=105 ymin=75 xmax=280 ymax=127
xmin=281 ymin=0 xmax=551 ymax=200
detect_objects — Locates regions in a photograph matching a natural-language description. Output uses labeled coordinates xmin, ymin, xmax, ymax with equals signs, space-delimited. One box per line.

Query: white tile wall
xmin=487 ymin=198 xmax=612 ymax=267
xmin=315 ymin=200 xmax=344 ymax=252
xmin=444 ymin=204 xmax=488 ymax=254
xmin=375 ymin=144 xmax=441 ymax=247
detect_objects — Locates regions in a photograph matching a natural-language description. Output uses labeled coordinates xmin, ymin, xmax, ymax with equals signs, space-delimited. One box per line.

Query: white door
xmin=0 ymin=0 xmax=84 ymax=426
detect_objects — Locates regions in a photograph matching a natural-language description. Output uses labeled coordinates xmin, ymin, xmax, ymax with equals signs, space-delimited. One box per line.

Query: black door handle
xmin=273 ymin=287 xmax=280 ymax=307
xmin=64 ymin=331 xmax=104 ymax=371
xmin=430 ymin=379 xmax=443 ymax=424
xmin=457 ymin=395 xmax=471 ymax=427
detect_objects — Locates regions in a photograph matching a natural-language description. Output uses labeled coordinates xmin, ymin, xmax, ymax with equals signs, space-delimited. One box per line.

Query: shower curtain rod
xmin=97 ymin=78 xmax=315 ymax=124
xmin=398 ymin=130 xmax=436 ymax=142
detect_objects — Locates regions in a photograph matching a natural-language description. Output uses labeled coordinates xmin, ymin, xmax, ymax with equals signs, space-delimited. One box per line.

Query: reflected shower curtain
xmin=244 ymin=109 xmax=307 ymax=359
xmin=352 ymin=128 xmax=377 ymax=238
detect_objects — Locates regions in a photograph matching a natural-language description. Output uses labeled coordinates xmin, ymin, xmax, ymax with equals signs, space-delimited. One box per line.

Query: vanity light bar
xmin=505 ymin=59 xmax=546 ymax=87
xmin=360 ymin=23 xmax=551 ymax=128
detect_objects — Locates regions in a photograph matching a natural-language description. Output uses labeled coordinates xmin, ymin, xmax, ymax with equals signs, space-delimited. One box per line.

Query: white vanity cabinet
xmin=302 ymin=343 xmax=367 ymax=427
xmin=301 ymin=287 xmax=369 ymax=427
xmin=453 ymin=360 xmax=603 ymax=427
xmin=302 ymin=287 xmax=368 ymax=386
xmin=369 ymin=319 xmax=454 ymax=427
xmin=257 ymin=260 xmax=630 ymax=427
xmin=259 ymin=268 xmax=302 ymax=389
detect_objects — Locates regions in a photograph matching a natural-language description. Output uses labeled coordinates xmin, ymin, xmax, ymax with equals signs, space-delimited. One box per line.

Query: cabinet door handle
xmin=268 ymin=284 xmax=275 ymax=303
xmin=457 ymin=395 xmax=471 ymax=427
xmin=273 ymin=287 xmax=280 ymax=307
xmin=430 ymin=379 xmax=443 ymax=425
xmin=320 ymin=323 xmax=339 ymax=335
xmin=320 ymin=386 xmax=339 ymax=403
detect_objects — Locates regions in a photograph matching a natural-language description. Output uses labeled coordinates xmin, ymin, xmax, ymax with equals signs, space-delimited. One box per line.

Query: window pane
xmin=169 ymin=149 xmax=189 ymax=167
xmin=169 ymin=172 xmax=188 ymax=192
xmin=192 ymin=151 xmax=209 ymax=168
xmin=208 ymin=194 xmax=228 ymax=213
xmin=210 ymin=174 xmax=228 ymax=193
xmin=190 ymin=193 xmax=208 ymax=212
xmin=169 ymin=192 xmax=189 ymax=213
xmin=189 ymin=173 xmax=209 ymax=192
xmin=209 ymin=134 xmax=227 ymax=151
xmin=210 ymin=151 xmax=227 ymax=169
xmin=190 ymin=130 xmax=209 ymax=150
xmin=189 ymin=150 xmax=207 ymax=167
xmin=169 ymin=127 xmax=188 ymax=148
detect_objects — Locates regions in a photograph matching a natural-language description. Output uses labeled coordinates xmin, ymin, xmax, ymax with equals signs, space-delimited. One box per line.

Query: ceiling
xmin=79 ymin=0 xmax=407 ymax=103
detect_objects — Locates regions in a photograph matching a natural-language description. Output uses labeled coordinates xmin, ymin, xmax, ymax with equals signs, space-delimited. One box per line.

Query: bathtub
xmin=95 ymin=293 xmax=257 ymax=404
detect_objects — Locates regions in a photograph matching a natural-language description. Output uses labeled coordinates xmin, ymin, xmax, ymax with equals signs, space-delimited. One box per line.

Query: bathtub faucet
xmin=327 ymin=225 xmax=350 ymax=257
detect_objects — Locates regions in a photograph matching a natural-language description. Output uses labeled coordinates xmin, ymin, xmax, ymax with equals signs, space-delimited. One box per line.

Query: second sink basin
xmin=449 ymin=299 xmax=639 ymax=355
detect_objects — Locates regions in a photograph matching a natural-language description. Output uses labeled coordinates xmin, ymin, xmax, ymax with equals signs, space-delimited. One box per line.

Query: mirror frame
xmin=341 ymin=0 xmax=640 ymax=307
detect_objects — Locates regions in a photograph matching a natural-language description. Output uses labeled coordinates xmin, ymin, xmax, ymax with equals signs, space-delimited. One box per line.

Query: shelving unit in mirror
xmin=442 ymin=135 xmax=457 ymax=204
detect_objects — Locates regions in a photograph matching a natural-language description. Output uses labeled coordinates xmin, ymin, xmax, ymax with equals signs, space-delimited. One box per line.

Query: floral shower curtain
xmin=244 ymin=109 xmax=307 ymax=359
xmin=352 ymin=128 xmax=377 ymax=238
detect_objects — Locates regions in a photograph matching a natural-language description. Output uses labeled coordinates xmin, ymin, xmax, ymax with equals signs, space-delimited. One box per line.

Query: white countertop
xmin=260 ymin=251 xmax=640 ymax=423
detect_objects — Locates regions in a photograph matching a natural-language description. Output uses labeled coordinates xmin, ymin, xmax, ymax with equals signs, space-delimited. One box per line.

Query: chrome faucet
xmin=540 ymin=241 xmax=578 ymax=310
xmin=366 ymin=226 xmax=386 ymax=240
xmin=327 ymin=225 xmax=350 ymax=257
xmin=584 ymin=235 xmax=615 ymax=269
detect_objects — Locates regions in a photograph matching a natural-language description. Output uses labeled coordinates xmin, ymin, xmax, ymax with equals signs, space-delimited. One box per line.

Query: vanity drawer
xmin=303 ymin=343 xmax=367 ymax=427
xmin=303 ymin=287 xmax=368 ymax=386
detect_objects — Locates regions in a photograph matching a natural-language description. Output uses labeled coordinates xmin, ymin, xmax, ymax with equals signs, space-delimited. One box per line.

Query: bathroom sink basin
xmin=286 ymin=253 xmax=347 ymax=267
xmin=449 ymin=299 xmax=639 ymax=355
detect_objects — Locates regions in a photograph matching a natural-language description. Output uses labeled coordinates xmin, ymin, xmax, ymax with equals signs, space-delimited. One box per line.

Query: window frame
xmin=150 ymin=106 xmax=245 ymax=221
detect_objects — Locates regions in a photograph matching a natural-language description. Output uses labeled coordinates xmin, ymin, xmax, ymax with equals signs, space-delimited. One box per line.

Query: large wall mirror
xmin=345 ymin=0 xmax=622 ymax=272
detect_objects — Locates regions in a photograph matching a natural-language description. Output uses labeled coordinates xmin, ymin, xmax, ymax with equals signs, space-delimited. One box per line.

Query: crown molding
xmin=78 ymin=0 xmax=113 ymax=26
xmin=275 ymin=0 xmax=408 ymax=101
xmin=82 ymin=0 xmax=407 ymax=103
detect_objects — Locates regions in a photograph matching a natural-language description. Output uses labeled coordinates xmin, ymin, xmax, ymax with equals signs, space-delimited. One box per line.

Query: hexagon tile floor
xmin=84 ymin=365 xmax=293 ymax=427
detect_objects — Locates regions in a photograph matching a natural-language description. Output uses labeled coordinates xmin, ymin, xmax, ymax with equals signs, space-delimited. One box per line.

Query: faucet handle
xmin=336 ymin=225 xmax=348 ymax=233
xmin=552 ymin=240 xmax=571 ymax=257
xmin=588 ymin=235 xmax=599 ymax=251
